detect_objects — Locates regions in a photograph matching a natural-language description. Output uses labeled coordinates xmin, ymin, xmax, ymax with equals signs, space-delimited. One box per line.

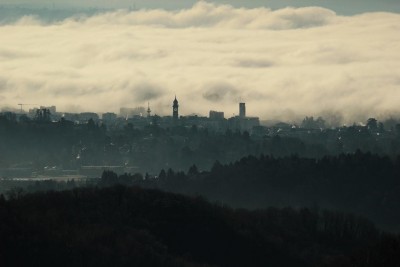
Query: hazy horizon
xmin=2 ymin=0 xmax=400 ymax=15
xmin=1 ymin=1 xmax=399 ymax=123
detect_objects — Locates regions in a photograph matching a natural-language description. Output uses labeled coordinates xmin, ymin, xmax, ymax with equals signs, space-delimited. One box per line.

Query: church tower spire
xmin=173 ymin=96 xmax=179 ymax=119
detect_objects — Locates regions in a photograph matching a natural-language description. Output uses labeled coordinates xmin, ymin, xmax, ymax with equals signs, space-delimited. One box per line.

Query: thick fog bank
xmin=0 ymin=2 xmax=399 ymax=124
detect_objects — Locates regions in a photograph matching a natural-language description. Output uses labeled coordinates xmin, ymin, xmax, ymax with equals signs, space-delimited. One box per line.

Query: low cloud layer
xmin=0 ymin=2 xmax=399 ymax=123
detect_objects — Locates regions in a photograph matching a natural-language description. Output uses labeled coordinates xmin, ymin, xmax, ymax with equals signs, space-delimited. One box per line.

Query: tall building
xmin=209 ymin=110 xmax=224 ymax=120
xmin=173 ymin=96 xmax=179 ymax=119
xmin=239 ymin=102 xmax=246 ymax=118
xmin=34 ymin=108 xmax=51 ymax=122
xmin=40 ymin=106 xmax=56 ymax=114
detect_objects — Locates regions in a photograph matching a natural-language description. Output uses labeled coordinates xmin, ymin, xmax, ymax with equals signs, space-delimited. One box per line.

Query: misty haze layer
xmin=0 ymin=2 xmax=399 ymax=123
xmin=3 ymin=0 xmax=400 ymax=15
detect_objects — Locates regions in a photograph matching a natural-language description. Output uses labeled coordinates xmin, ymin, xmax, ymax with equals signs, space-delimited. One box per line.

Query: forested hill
xmin=1 ymin=185 xmax=399 ymax=267
xmin=91 ymin=151 xmax=400 ymax=232
xmin=23 ymin=151 xmax=400 ymax=232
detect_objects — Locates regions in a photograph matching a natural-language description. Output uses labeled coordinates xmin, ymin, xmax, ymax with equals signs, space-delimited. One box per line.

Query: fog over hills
xmin=0 ymin=2 xmax=399 ymax=123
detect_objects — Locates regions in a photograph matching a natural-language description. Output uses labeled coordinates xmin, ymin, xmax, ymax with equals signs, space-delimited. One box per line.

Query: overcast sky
xmin=0 ymin=1 xmax=399 ymax=124
xmin=2 ymin=0 xmax=400 ymax=15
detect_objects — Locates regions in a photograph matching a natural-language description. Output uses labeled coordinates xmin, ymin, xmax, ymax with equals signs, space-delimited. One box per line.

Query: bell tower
xmin=173 ymin=96 xmax=179 ymax=119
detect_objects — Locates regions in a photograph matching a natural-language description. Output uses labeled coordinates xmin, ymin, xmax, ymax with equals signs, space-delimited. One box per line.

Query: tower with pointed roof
xmin=173 ymin=96 xmax=179 ymax=119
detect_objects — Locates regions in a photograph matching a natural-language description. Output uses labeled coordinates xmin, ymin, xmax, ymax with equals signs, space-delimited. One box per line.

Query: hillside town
xmin=1 ymin=96 xmax=400 ymax=193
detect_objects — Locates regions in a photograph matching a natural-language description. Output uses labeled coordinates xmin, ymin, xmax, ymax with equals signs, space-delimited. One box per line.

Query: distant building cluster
xmin=6 ymin=96 xmax=261 ymax=133
xmin=148 ymin=97 xmax=261 ymax=132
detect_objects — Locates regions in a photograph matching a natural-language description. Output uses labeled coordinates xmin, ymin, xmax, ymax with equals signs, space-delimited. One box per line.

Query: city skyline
xmin=14 ymin=96 xmax=256 ymax=121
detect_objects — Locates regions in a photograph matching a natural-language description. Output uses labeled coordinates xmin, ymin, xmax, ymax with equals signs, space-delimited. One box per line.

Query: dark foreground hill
xmin=0 ymin=186 xmax=399 ymax=267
